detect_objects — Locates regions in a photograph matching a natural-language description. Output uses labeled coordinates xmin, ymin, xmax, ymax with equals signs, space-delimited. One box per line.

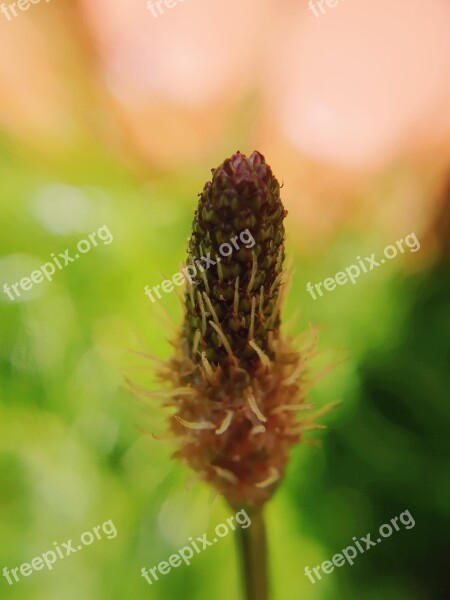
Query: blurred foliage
xmin=0 ymin=136 xmax=448 ymax=600
xmin=295 ymin=260 xmax=450 ymax=600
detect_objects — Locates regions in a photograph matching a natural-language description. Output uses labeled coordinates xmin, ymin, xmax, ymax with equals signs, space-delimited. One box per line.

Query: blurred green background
xmin=1 ymin=140 xmax=449 ymax=600
xmin=1 ymin=1 xmax=449 ymax=599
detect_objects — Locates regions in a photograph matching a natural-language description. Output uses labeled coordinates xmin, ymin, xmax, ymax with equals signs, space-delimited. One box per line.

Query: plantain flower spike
xmin=158 ymin=151 xmax=320 ymax=508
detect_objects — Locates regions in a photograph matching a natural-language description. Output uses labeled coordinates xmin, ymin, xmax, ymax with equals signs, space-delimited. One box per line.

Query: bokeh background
xmin=0 ymin=0 xmax=449 ymax=599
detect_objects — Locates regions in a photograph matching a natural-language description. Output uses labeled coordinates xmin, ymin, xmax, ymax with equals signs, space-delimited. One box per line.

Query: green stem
xmin=236 ymin=507 xmax=269 ymax=600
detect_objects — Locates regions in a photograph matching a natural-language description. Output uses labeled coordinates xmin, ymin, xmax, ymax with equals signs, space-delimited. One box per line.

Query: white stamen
xmin=174 ymin=416 xmax=215 ymax=430
xmin=247 ymin=391 xmax=267 ymax=423
xmin=255 ymin=467 xmax=279 ymax=489
xmin=215 ymin=410 xmax=234 ymax=435
xmin=212 ymin=465 xmax=238 ymax=484
xmin=248 ymin=340 xmax=271 ymax=368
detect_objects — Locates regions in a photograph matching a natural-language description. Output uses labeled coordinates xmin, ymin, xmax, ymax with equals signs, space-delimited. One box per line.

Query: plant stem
xmin=236 ymin=506 xmax=269 ymax=600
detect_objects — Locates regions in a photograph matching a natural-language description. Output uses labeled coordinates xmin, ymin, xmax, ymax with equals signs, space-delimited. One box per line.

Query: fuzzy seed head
xmin=158 ymin=151 xmax=319 ymax=508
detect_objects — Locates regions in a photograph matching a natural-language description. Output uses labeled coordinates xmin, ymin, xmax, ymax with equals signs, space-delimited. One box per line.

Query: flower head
xmin=158 ymin=151 xmax=321 ymax=508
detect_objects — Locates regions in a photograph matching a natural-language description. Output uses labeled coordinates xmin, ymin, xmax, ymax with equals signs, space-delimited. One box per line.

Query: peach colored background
xmin=0 ymin=0 xmax=449 ymax=245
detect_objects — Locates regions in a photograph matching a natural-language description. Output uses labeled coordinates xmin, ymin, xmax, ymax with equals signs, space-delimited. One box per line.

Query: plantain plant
xmin=153 ymin=151 xmax=333 ymax=600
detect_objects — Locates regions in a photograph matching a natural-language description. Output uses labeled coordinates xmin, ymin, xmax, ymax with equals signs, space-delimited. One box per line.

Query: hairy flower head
xmin=157 ymin=151 xmax=325 ymax=508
